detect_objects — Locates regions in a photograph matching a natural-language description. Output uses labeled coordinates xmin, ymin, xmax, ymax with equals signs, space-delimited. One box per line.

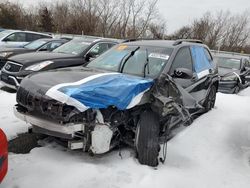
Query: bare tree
xmin=97 ymin=0 xmax=121 ymax=37
xmin=168 ymin=10 xmax=250 ymax=53
xmin=148 ymin=18 xmax=167 ymax=39
xmin=168 ymin=26 xmax=192 ymax=39
xmin=220 ymin=11 xmax=250 ymax=52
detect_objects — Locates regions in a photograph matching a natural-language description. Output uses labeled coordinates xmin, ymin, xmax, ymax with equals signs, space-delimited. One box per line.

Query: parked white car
xmin=0 ymin=30 xmax=52 ymax=48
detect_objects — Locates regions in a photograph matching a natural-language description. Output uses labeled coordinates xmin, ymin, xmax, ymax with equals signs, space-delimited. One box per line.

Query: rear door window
xmin=87 ymin=42 xmax=116 ymax=57
xmin=4 ymin=32 xmax=26 ymax=42
xmin=26 ymin=33 xmax=51 ymax=42
xmin=39 ymin=41 xmax=64 ymax=51
xmin=190 ymin=46 xmax=213 ymax=79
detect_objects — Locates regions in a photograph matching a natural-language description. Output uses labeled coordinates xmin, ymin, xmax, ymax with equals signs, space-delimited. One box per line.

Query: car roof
xmin=0 ymin=29 xmax=52 ymax=37
xmin=123 ymin=40 xmax=206 ymax=48
xmin=70 ymin=37 xmax=120 ymax=44
xmin=34 ymin=38 xmax=68 ymax=42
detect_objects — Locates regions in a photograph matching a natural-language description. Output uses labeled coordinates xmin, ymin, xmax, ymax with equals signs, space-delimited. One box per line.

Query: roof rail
xmin=173 ymin=39 xmax=203 ymax=46
xmin=122 ymin=38 xmax=159 ymax=43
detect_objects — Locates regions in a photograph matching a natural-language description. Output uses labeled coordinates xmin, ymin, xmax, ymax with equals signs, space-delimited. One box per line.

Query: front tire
xmin=204 ymin=84 xmax=217 ymax=111
xmin=135 ymin=110 xmax=160 ymax=167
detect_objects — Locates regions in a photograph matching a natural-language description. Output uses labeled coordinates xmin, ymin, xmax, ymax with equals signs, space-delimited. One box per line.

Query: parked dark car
xmin=0 ymin=128 xmax=7 ymax=183
xmin=0 ymin=38 xmax=69 ymax=70
xmin=0 ymin=38 xmax=119 ymax=89
xmin=14 ymin=39 xmax=219 ymax=167
xmin=212 ymin=51 xmax=250 ymax=94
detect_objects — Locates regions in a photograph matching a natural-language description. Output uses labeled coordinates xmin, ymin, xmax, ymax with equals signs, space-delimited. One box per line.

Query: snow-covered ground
xmin=1 ymin=84 xmax=250 ymax=188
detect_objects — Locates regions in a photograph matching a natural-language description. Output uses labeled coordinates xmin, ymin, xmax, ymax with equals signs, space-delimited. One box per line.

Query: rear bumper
xmin=14 ymin=106 xmax=84 ymax=139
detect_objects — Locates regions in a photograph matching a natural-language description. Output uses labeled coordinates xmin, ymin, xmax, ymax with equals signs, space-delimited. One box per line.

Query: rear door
xmin=189 ymin=46 xmax=214 ymax=102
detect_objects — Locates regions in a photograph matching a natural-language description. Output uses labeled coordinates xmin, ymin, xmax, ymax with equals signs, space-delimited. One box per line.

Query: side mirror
xmin=173 ymin=68 xmax=193 ymax=79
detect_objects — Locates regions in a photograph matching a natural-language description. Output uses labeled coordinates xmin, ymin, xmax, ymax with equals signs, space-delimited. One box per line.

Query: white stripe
xmin=46 ymin=73 xmax=120 ymax=112
xmin=197 ymin=69 xmax=210 ymax=79
xmin=126 ymin=88 xmax=150 ymax=109
xmin=232 ymin=72 xmax=242 ymax=84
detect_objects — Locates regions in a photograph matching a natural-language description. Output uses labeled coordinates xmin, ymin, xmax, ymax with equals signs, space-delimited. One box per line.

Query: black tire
xmin=8 ymin=133 xmax=40 ymax=154
xmin=135 ymin=110 xmax=160 ymax=167
xmin=204 ymin=84 xmax=217 ymax=111
xmin=234 ymin=86 xmax=240 ymax=94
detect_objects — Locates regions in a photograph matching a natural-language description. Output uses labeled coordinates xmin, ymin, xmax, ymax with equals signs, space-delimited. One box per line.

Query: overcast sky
xmin=7 ymin=0 xmax=250 ymax=34
xmin=158 ymin=0 xmax=250 ymax=33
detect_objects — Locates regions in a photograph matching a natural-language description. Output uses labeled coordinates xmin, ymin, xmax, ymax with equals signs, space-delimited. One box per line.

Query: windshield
xmin=87 ymin=44 xmax=173 ymax=78
xmin=24 ymin=39 xmax=47 ymax=49
xmin=214 ymin=56 xmax=241 ymax=69
xmin=53 ymin=40 xmax=90 ymax=55
xmin=0 ymin=30 xmax=14 ymax=39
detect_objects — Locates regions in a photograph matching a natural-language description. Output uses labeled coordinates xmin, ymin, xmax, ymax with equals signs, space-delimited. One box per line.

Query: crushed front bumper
xmin=14 ymin=106 xmax=114 ymax=154
xmin=14 ymin=106 xmax=84 ymax=139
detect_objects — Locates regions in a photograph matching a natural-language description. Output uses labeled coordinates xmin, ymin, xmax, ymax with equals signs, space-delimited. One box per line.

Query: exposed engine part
xmin=90 ymin=124 xmax=113 ymax=154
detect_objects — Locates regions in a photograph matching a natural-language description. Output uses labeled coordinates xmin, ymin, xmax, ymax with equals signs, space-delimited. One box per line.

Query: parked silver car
xmin=0 ymin=30 xmax=52 ymax=48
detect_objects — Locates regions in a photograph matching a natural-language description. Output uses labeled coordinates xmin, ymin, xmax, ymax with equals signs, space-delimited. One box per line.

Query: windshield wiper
xmin=143 ymin=49 xmax=150 ymax=77
xmin=120 ymin=46 xmax=140 ymax=73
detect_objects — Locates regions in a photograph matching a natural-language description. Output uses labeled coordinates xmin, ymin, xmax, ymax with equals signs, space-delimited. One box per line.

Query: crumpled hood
xmin=20 ymin=68 xmax=154 ymax=111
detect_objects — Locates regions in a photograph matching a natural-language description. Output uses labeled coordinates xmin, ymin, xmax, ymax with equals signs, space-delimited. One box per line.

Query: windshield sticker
xmin=149 ymin=53 xmax=169 ymax=60
xmin=116 ymin=45 xmax=128 ymax=51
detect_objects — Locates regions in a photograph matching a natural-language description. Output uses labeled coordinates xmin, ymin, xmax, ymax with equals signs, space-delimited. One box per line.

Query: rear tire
xmin=204 ymin=85 xmax=217 ymax=111
xmin=135 ymin=110 xmax=160 ymax=167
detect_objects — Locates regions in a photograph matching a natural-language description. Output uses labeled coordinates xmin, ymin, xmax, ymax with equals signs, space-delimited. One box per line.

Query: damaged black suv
xmin=14 ymin=39 xmax=219 ymax=167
